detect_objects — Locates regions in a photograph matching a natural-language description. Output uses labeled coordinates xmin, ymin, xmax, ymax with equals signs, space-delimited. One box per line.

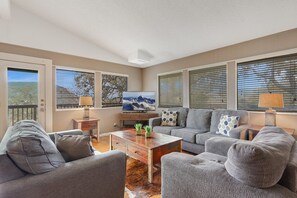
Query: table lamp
xmin=258 ymin=93 xmax=284 ymax=126
xmin=79 ymin=96 xmax=93 ymax=119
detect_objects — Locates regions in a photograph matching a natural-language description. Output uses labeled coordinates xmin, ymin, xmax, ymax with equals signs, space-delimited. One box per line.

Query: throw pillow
xmin=161 ymin=111 xmax=178 ymax=126
xmin=55 ymin=134 xmax=94 ymax=162
xmin=6 ymin=120 xmax=65 ymax=174
xmin=216 ymin=114 xmax=239 ymax=136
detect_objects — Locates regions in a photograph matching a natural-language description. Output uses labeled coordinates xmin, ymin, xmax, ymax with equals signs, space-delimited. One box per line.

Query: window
xmin=189 ymin=66 xmax=227 ymax=109
xmin=237 ymin=54 xmax=297 ymax=112
xmin=101 ymin=74 xmax=127 ymax=108
xmin=56 ymin=69 xmax=94 ymax=109
xmin=158 ymin=73 xmax=183 ymax=107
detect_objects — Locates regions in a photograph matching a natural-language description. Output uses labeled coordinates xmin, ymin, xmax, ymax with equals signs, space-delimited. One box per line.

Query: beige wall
xmin=142 ymin=28 xmax=297 ymax=136
xmin=0 ymin=43 xmax=142 ymax=133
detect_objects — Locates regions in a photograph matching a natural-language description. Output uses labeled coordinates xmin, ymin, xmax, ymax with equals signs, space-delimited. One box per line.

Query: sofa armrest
xmin=229 ymin=124 xmax=249 ymax=139
xmin=0 ymin=150 xmax=126 ymax=198
xmin=205 ymin=137 xmax=245 ymax=156
xmin=149 ymin=117 xmax=162 ymax=128
xmin=161 ymin=152 xmax=296 ymax=198
xmin=47 ymin=129 xmax=84 ymax=142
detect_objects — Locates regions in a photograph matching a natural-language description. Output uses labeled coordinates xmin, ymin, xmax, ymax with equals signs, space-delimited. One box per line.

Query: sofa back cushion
xmin=225 ymin=127 xmax=295 ymax=188
xmin=210 ymin=109 xmax=248 ymax=134
xmin=0 ymin=126 xmax=14 ymax=154
xmin=168 ymin=107 xmax=189 ymax=127
xmin=0 ymin=154 xmax=26 ymax=184
xmin=278 ymin=141 xmax=297 ymax=192
xmin=186 ymin=109 xmax=212 ymax=131
xmin=6 ymin=120 xmax=65 ymax=174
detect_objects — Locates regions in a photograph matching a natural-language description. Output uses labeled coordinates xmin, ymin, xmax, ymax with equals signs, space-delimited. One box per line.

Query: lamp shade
xmin=258 ymin=93 xmax=284 ymax=108
xmin=79 ymin=96 xmax=93 ymax=106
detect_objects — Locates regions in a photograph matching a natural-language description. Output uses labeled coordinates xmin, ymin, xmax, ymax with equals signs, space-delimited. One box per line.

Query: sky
xmin=8 ymin=69 xmax=38 ymax=82
xmin=123 ymin=91 xmax=155 ymax=99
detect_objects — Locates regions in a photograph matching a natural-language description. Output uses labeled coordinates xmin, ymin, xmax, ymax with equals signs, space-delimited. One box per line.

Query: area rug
xmin=125 ymin=157 xmax=161 ymax=198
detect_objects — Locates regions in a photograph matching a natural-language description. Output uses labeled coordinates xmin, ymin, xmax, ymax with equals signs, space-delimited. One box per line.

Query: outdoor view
xmin=8 ymin=68 xmax=38 ymax=125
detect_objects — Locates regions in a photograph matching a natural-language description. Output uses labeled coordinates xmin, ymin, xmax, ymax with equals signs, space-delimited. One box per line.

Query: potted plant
xmin=134 ymin=123 xmax=143 ymax=136
xmin=143 ymin=125 xmax=153 ymax=138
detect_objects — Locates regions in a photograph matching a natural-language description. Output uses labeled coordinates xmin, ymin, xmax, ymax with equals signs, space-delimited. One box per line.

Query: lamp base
xmin=264 ymin=110 xmax=276 ymax=126
xmin=83 ymin=107 xmax=90 ymax=120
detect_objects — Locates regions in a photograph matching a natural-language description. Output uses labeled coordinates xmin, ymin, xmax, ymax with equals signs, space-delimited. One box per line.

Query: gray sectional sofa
xmin=161 ymin=127 xmax=297 ymax=198
xmin=149 ymin=108 xmax=248 ymax=154
xmin=0 ymin=126 xmax=126 ymax=198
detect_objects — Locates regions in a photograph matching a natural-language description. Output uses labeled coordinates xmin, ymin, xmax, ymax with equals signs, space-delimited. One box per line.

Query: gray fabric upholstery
xmin=210 ymin=109 xmax=248 ymax=134
xmin=205 ymin=137 xmax=243 ymax=156
xmin=161 ymin=152 xmax=296 ymax=198
xmin=6 ymin=120 xmax=65 ymax=174
xmin=153 ymin=126 xmax=181 ymax=135
xmin=0 ymin=150 xmax=127 ymax=198
xmin=0 ymin=154 xmax=26 ymax=184
xmin=279 ymin=142 xmax=297 ymax=192
xmin=186 ymin=109 xmax=212 ymax=131
xmin=229 ymin=124 xmax=249 ymax=139
xmin=0 ymin=126 xmax=14 ymax=154
xmin=169 ymin=107 xmax=189 ymax=127
xmin=55 ymin=134 xmax=94 ymax=162
xmin=225 ymin=127 xmax=295 ymax=188
xmin=171 ymin=128 xmax=206 ymax=143
xmin=182 ymin=141 xmax=205 ymax=154
xmin=196 ymin=132 xmax=230 ymax=145
xmin=48 ymin=129 xmax=84 ymax=142
xmin=149 ymin=117 xmax=162 ymax=128
xmin=197 ymin=152 xmax=227 ymax=165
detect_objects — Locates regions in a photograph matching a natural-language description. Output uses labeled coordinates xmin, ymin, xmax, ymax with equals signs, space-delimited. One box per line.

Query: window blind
xmin=189 ymin=66 xmax=227 ymax=109
xmin=237 ymin=53 xmax=297 ymax=112
xmin=159 ymin=73 xmax=183 ymax=107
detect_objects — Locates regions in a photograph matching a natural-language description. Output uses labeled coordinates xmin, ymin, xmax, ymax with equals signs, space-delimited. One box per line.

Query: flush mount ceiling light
xmin=0 ymin=0 xmax=11 ymax=20
xmin=128 ymin=49 xmax=152 ymax=65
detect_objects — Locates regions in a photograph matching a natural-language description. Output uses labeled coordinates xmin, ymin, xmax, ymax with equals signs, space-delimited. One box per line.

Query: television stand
xmin=119 ymin=112 xmax=159 ymax=128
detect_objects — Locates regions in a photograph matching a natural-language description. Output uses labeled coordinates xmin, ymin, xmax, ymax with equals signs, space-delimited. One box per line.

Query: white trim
xmin=188 ymin=61 xmax=227 ymax=71
xmin=0 ymin=52 xmax=53 ymax=132
xmin=55 ymin=65 xmax=96 ymax=73
xmin=157 ymin=70 xmax=183 ymax=76
xmin=101 ymin=71 xmax=129 ymax=77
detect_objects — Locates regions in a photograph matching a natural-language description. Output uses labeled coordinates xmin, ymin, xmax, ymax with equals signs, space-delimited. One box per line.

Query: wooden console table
xmin=247 ymin=125 xmax=295 ymax=140
xmin=119 ymin=112 xmax=159 ymax=128
xmin=73 ymin=118 xmax=100 ymax=142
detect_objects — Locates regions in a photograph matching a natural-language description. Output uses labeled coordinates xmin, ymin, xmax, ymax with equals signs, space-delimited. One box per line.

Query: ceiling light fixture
xmin=128 ymin=49 xmax=152 ymax=65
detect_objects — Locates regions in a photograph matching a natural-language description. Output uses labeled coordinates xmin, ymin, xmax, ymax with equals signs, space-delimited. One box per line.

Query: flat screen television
xmin=122 ymin=91 xmax=156 ymax=112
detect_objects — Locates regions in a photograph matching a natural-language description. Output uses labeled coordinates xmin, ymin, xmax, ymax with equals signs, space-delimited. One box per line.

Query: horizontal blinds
xmin=159 ymin=73 xmax=183 ymax=107
xmin=237 ymin=53 xmax=297 ymax=112
xmin=189 ymin=66 xmax=227 ymax=109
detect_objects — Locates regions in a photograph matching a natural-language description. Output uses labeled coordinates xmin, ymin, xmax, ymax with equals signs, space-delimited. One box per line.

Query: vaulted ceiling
xmin=5 ymin=0 xmax=297 ymax=67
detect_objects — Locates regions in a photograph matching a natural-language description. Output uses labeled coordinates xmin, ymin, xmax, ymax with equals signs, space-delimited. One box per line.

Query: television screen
xmin=122 ymin=92 xmax=156 ymax=111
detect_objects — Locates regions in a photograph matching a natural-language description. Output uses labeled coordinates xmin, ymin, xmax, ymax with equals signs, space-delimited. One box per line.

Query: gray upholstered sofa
xmin=149 ymin=108 xmax=248 ymax=154
xmin=161 ymin=127 xmax=297 ymax=198
xmin=0 ymin=127 xmax=126 ymax=198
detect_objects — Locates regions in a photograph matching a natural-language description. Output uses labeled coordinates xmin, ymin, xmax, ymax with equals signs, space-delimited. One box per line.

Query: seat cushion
xmin=169 ymin=107 xmax=189 ymax=127
xmin=186 ymin=109 xmax=212 ymax=131
xmin=225 ymin=127 xmax=295 ymax=188
xmin=6 ymin=120 xmax=65 ymax=174
xmin=196 ymin=132 xmax=229 ymax=145
xmin=210 ymin=109 xmax=248 ymax=134
xmin=197 ymin=152 xmax=227 ymax=165
xmin=0 ymin=154 xmax=26 ymax=184
xmin=171 ymin=128 xmax=206 ymax=143
xmin=153 ymin=126 xmax=182 ymax=135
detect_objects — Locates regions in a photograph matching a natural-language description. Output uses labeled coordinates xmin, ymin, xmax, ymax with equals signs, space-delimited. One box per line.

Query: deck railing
xmin=8 ymin=105 xmax=38 ymax=125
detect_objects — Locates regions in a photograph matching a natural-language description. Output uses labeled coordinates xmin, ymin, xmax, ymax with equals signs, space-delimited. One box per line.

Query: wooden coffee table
xmin=110 ymin=130 xmax=182 ymax=183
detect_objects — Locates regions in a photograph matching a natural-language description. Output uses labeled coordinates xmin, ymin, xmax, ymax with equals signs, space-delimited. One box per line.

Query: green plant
xmin=134 ymin=123 xmax=143 ymax=135
xmin=143 ymin=125 xmax=152 ymax=138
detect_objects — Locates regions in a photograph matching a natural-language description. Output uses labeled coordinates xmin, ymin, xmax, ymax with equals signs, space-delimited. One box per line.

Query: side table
xmin=73 ymin=118 xmax=100 ymax=142
xmin=247 ymin=125 xmax=295 ymax=141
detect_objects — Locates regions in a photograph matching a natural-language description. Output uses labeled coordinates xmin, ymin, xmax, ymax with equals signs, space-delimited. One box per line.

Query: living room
xmin=0 ymin=1 xmax=297 ymax=198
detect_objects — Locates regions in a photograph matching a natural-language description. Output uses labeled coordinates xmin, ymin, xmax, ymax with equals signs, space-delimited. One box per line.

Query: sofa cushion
xmin=171 ymin=128 xmax=206 ymax=143
xmin=55 ymin=134 xmax=94 ymax=162
xmin=169 ymin=107 xmax=189 ymax=127
xmin=225 ymin=127 xmax=295 ymax=188
xmin=216 ymin=115 xmax=240 ymax=136
xmin=0 ymin=154 xmax=26 ymax=184
xmin=153 ymin=126 xmax=182 ymax=135
xmin=161 ymin=111 xmax=178 ymax=126
xmin=186 ymin=109 xmax=212 ymax=131
xmin=210 ymin=109 xmax=248 ymax=134
xmin=279 ymin=141 xmax=297 ymax=192
xmin=196 ymin=132 xmax=228 ymax=145
xmin=6 ymin=120 xmax=65 ymax=174
xmin=0 ymin=126 xmax=14 ymax=154
xmin=197 ymin=152 xmax=227 ymax=165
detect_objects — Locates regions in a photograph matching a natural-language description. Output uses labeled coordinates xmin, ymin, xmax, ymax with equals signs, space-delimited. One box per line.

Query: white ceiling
xmin=9 ymin=0 xmax=297 ymax=67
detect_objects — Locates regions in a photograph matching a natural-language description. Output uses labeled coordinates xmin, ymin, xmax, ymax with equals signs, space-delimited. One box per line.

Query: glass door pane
xmin=7 ymin=68 xmax=38 ymax=126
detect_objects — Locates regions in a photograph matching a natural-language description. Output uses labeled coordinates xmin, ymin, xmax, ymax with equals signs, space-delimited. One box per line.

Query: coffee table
xmin=110 ymin=130 xmax=182 ymax=183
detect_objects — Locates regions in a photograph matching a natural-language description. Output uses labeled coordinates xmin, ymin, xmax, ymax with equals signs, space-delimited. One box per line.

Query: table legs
xmin=148 ymin=149 xmax=153 ymax=183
